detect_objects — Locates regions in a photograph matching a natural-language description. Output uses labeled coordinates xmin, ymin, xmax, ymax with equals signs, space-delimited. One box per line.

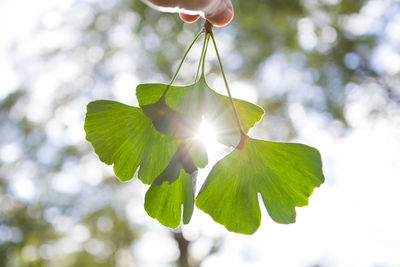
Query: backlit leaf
xmin=196 ymin=136 xmax=325 ymax=235
xmin=136 ymin=76 xmax=264 ymax=147
xmin=85 ymin=100 xmax=204 ymax=226
xmin=84 ymin=100 xmax=178 ymax=184
xmin=146 ymin=140 xmax=203 ymax=226
xmin=145 ymin=169 xmax=196 ymax=228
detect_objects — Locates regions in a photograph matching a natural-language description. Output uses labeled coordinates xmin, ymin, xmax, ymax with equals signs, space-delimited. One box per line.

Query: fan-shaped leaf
xmin=196 ymin=136 xmax=325 ymax=235
xmin=145 ymin=169 xmax=196 ymax=228
xmin=136 ymin=76 xmax=264 ymax=147
xmin=84 ymin=100 xmax=178 ymax=184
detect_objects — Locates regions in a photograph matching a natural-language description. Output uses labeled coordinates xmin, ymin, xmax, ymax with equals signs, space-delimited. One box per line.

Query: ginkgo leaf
xmin=146 ymin=140 xmax=202 ymax=227
xmin=84 ymin=100 xmax=179 ymax=184
xmin=136 ymin=76 xmax=264 ymax=147
xmin=187 ymin=139 xmax=208 ymax=169
xmin=145 ymin=169 xmax=196 ymax=228
xmin=85 ymin=100 xmax=203 ymax=226
xmin=139 ymin=95 xmax=195 ymax=139
xmin=195 ymin=136 xmax=325 ymax=235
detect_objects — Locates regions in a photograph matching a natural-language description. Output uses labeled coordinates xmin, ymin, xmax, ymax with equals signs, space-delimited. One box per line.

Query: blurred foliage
xmin=1 ymin=0 xmax=399 ymax=266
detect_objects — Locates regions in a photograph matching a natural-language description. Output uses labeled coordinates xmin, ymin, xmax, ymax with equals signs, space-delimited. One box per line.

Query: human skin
xmin=143 ymin=0 xmax=233 ymax=26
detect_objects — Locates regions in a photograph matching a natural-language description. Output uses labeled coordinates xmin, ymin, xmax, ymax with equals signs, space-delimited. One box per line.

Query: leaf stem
xmin=204 ymin=20 xmax=213 ymax=34
xmin=163 ymin=29 xmax=204 ymax=97
xmin=201 ymin=34 xmax=210 ymax=76
xmin=210 ymin=31 xmax=247 ymax=138
xmin=195 ymin=33 xmax=208 ymax=82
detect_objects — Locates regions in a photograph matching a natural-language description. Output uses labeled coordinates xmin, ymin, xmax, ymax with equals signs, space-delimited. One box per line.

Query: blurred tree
xmin=1 ymin=0 xmax=399 ymax=266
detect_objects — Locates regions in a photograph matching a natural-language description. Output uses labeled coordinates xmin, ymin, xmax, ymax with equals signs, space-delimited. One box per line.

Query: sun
xmin=195 ymin=117 xmax=217 ymax=147
xmin=194 ymin=117 xmax=227 ymax=160
xmin=195 ymin=118 xmax=216 ymax=145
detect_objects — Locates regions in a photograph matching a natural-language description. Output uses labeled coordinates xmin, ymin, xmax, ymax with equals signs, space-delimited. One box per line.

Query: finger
xmin=179 ymin=13 xmax=201 ymax=23
xmin=205 ymin=0 xmax=234 ymax=27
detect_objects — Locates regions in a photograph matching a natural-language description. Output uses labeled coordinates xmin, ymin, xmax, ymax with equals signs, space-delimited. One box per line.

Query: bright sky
xmin=1 ymin=0 xmax=400 ymax=266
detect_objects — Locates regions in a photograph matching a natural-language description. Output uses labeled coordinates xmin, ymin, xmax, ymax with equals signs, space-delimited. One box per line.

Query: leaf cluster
xmin=84 ymin=29 xmax=324 ymax=234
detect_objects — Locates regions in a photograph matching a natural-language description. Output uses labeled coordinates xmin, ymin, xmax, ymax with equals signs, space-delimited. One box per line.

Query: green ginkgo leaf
xmin=195 ymin=136 xmax=325 ymax=235
xmin=136 ymin=76 xmax=264 ymax=147
xmin=145 ymin=140 xmax=203 ymax=227
xmin=187 ymin=139 xmax=208 ymax=169
xmin=84 ymin=100 xmax=179 ymax=184
xmin=85 ymin=100 xmax=203 ymax=226
xmin=145 ymin=169 xmax=196 ymax=228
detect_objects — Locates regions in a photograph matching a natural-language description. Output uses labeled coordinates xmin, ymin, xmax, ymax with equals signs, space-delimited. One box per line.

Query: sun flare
xmin=195 ymin=118 xmax=217 ymax=146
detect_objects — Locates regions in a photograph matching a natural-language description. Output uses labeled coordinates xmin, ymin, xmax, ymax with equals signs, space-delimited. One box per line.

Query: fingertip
xmin=206 ymin=2 xmax=234 ymax=27
xmin=179 ymin=13 xmax=201 ymax=23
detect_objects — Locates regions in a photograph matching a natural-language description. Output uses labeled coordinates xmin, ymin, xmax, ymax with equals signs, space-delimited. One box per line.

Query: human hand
xmin=143 ymin=0 xmax=233 ymax=27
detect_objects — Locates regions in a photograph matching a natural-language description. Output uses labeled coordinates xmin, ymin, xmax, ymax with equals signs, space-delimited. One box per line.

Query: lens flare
xmin=195 ymin=118 xmax=217 ymax=146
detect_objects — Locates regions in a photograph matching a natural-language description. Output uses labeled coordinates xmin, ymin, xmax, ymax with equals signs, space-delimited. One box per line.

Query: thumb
xmin=203 ymin=0 xmax=234 ymax=27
